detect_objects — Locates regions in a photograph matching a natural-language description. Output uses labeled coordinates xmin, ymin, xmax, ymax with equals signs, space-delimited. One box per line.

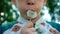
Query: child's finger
xmin=25 ymin=22 xmax=33 ymax=28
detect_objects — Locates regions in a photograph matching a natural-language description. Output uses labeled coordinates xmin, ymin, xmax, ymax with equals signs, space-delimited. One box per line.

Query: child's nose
xmin=27 ymin=0 xmax=35 ymax=5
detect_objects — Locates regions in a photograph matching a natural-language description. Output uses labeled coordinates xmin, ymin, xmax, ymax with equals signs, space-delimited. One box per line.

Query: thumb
xmin=25 ymin=22 xmax=33 ymax=28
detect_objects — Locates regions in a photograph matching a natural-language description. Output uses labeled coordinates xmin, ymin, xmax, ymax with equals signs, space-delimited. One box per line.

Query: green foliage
xmin=0 ymin=0 xmax=15 ymax=25
xmin=47 ymin=0 xmax=60 ymax=22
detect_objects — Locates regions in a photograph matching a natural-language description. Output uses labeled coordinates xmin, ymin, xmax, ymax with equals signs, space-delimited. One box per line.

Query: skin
xmin=12 ymin=0 xmax=46 ymax=21
xmin=12 ymin=0 xmax=58 ymax=34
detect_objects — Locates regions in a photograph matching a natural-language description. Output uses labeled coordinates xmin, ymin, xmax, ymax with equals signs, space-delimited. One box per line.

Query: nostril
xmin=27 ymin=3 xmax=34 ymax=5
xmin=27 ymin=3 xmax=31 ymax=5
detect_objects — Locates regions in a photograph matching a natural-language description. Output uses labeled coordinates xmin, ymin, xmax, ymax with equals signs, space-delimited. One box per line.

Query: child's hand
xmin=21 ymin=22 xmax=37 ymax=34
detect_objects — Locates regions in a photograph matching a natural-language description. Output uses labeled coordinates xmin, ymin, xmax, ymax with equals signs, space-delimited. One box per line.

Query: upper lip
xmin=26 ymin=9 xmax=36 ymax=12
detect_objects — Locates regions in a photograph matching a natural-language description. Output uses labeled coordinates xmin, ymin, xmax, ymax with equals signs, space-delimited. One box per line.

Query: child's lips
xmin=26 ymin=9 xmax=36 ymax=12
xmin=25 ymin=7 xmax=36 ymax=12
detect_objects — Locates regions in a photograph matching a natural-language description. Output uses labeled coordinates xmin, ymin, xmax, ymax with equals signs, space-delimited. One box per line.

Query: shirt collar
xmin=17 ymin=15 xmax=29 ymax=23
xmin=17 ymin=15 xmax=46 ymax=24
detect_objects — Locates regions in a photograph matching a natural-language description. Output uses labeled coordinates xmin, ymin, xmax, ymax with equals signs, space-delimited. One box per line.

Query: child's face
xmin=12 ymin=0 xmax=47 ymax=19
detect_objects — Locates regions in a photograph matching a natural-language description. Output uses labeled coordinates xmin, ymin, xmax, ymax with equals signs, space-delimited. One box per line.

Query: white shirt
xmin=3 ymin=15 xmax=59 ymax=34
